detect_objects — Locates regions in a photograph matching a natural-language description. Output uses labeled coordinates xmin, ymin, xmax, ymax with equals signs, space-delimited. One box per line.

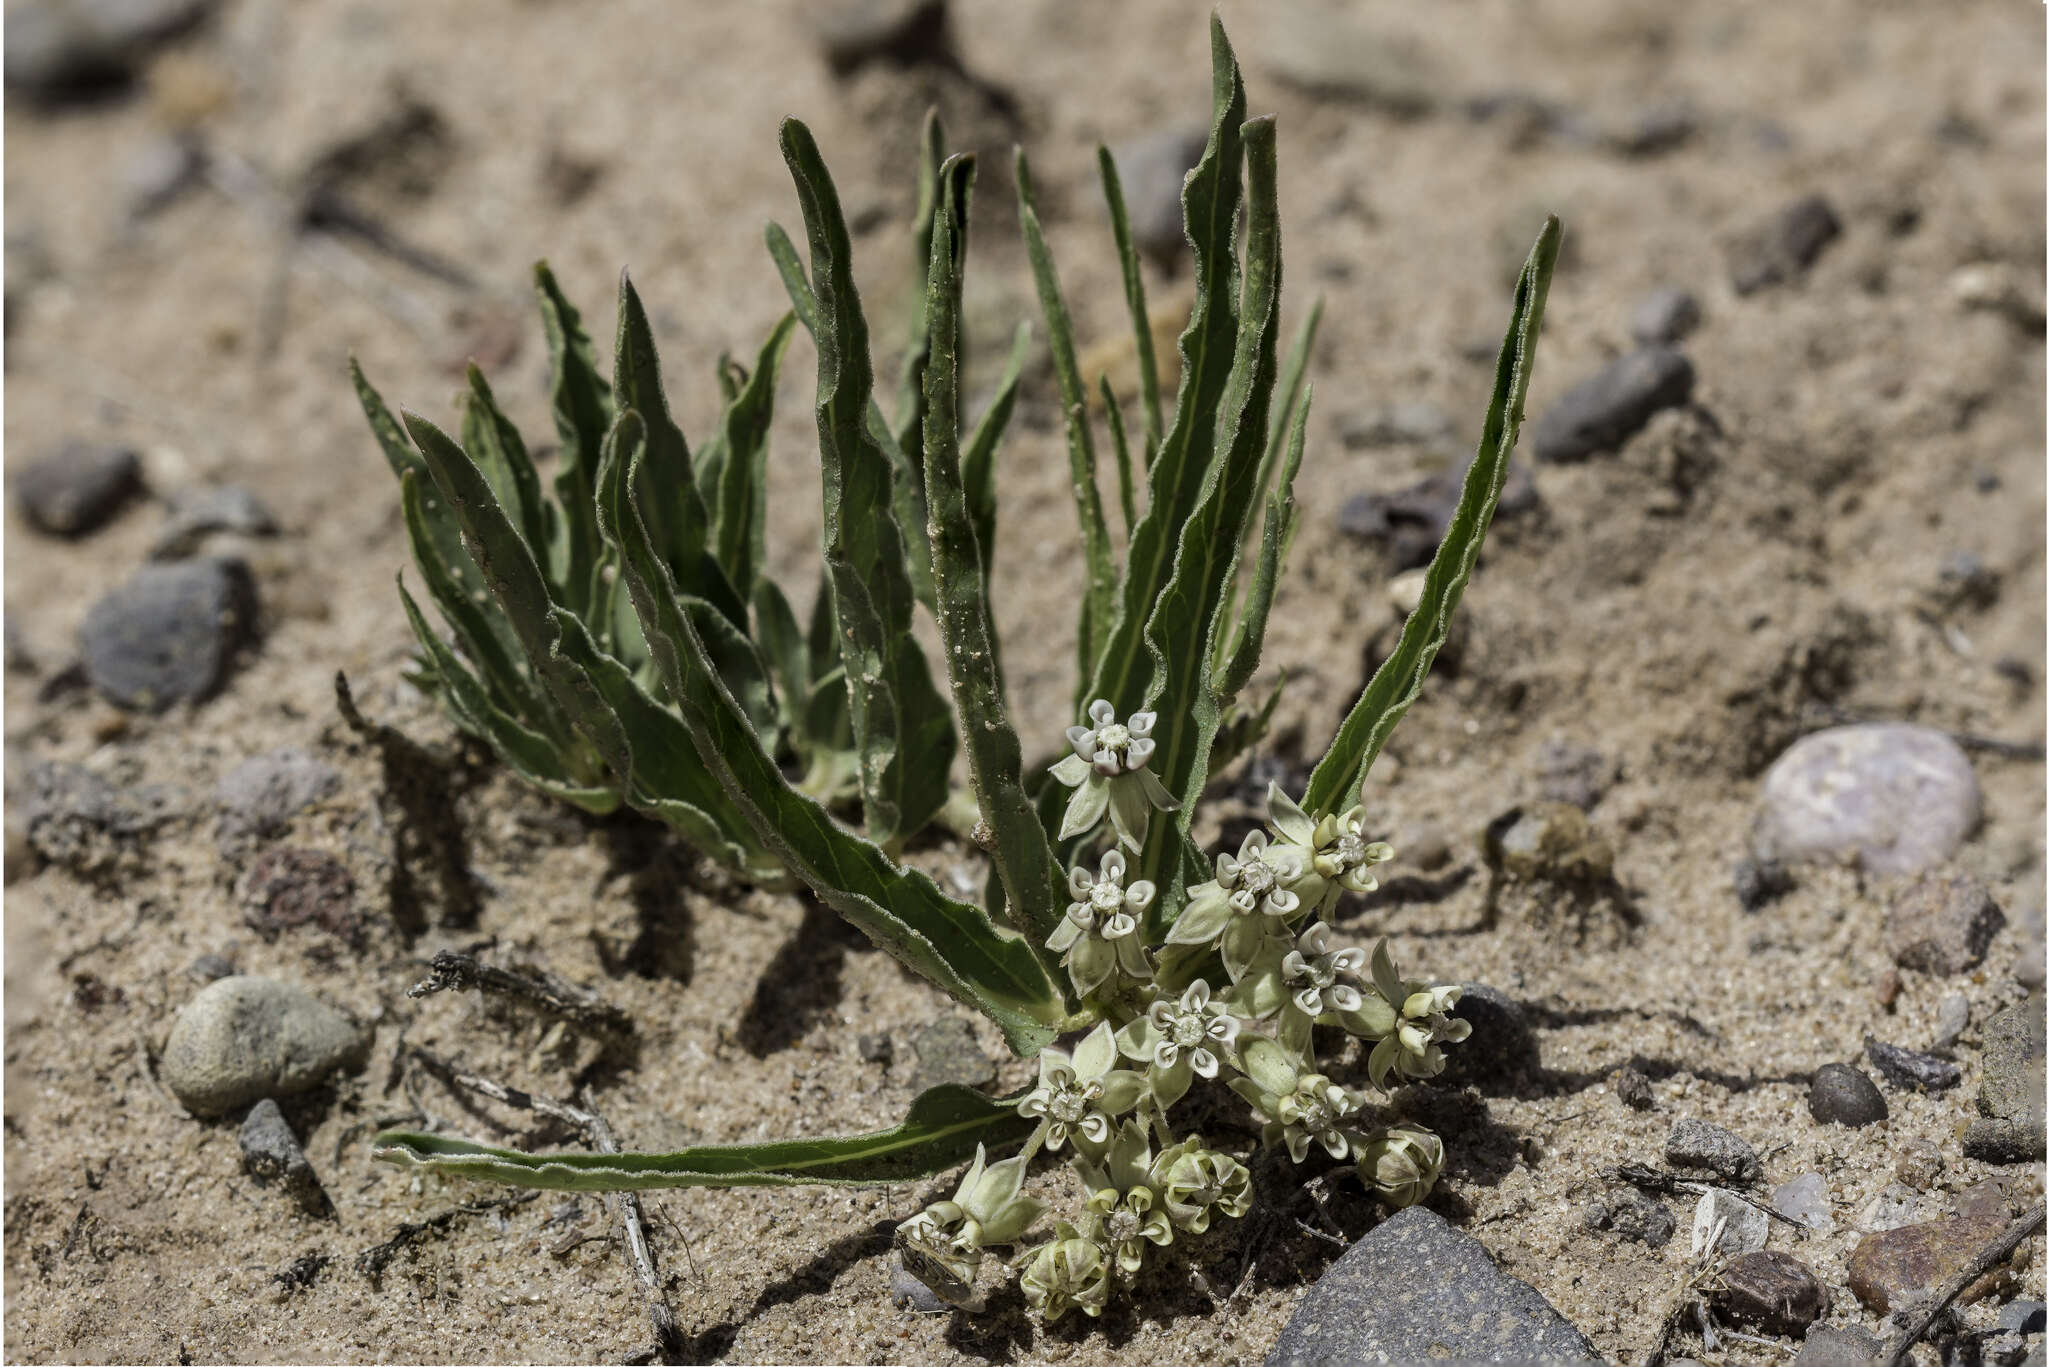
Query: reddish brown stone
xmin=241 ymin=846 xmax=358 ymax=943
xmin=1710 ymin=1250 xmax=1828 ymax=1336
xmin=1845 ymin=1214 xmax=2005 ymax=1314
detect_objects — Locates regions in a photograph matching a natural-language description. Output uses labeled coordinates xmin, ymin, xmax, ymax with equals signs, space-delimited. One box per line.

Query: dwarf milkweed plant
xmin=367 ymin=18 xmax=1559 ymax=1322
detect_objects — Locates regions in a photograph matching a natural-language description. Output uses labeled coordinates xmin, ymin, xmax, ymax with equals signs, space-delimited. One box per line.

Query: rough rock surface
xmin=1751 ymin=724 xmax=1981 ymax=876
xmin=161 ymin=976 xmax=371 ymax=1118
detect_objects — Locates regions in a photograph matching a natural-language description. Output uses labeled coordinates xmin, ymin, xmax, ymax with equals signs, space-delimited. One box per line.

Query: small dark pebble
xmin=188 ymin=953 xmax=235 ymax=983
xmin=1338 ymin=456 xmax=1537 ymax=571
xmin=857 ymin=1032 xmax=893 ymax=1066
xmin=2000 ymin=1300 xmax=2045 ymax=1336
xmin=1584 ymin=1190 xmax=1674 ymax=1247
xmin=13 ymin=442 xmax=142 ymax=537
xmin=79 ymin=558 xmax=258 ymax=711
xmin=1531 ymin=347 xmax=1695 ymax=463
xmin=814 ymin=0 xmax=948 ymax=74
xmin=1732 ymin=856 xmax=1795 ymax=911
xmin=1606 ymin=101 xmax=1695 ymax=157
xmin=1629 ymin=287 xmax=1702 ymax=345
xmin=240 ymin=846 xmax=358 ymax=943
xmin=1809 ymin=1063 xmax=1889 ymax=1127
xmin=1108 ymin=124 xmax=1209 ymax=267
xmin=5 ymin=615 xmax=37 ymax=675
xmin=1666 ymin=1115 xmax=1759 ymax=1184
xmin=1613 ymin=1061 xmax=1655 ymax=1110
xmin=1730 ymin=193 xmax=1843 ymax=294
xmin=1797 ymin=1324 xmax=1883 ymax=1366
xmin=1887 ymin=870 xmax=2006 ymax=978
xmin=1864 ymin=1036 xmax=1962 ymax=1093
xmin=239 ymin=1098 xmax=327 ymax=1215
xmin=1711 ymin=1249 xmax=1828 ymax=1337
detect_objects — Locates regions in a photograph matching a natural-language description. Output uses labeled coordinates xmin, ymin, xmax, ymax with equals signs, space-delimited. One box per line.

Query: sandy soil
xmin=4 ymin=1 xmax=2044 ymax=1362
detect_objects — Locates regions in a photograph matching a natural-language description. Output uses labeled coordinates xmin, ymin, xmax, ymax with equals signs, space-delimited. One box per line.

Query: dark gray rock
xmin=1730 ymin=193 xmax=1842 ymax=295
xmin=150 ymin=485 xmax=277 ymax=560
xmin=1108 ymin=123 xmax=1207 ymax=266
xmin=1605 ymin=102 xmax=1696 ymax=157
xmin=1584 ymin=1190 xmax=1674 ymax=1247
xmin=814 ymin=0 xmax=947 ymax=73
xmin=1732 ymin=856 xmax=1796 ymax=911
xmin=1809 ymin=1063 xmax=1888 ymax=1127
xmin=887 ymin=1250 xmax=952 ymax=1313
xmin=908 ymin=1018 xmax=993 ymax=1094
xmin=1797 ymin=1324 xmax=1882 ymax=1366
xmin=188 ymin=952 xmax=234 ymax=983
xmin=161 ymin=976 xmax=371 ymax=1118
xmin=1964 ymin=997 xmax=2046 ymax=1164
xmin=1613 ymin=1061 xmax=1655 ymax=1111
xmin=79 ymin=558 xmax=257 ymax=711
xmin=13 ymin=442 xmax=141 ymax=536
xmin=239 ymin=1098 xmax=326 ymax=1214
xmin=1710 ymin=1250 xmax=1827 ymax=1337
xmin=856 ymin=1033 xmax=893 ymax=1065
xmin=2000 ymin=1300 xmax=2045 ymax=1335
xmin=1337 ymin=457 xmax=1537 ymax=572
xmin=1751 ymin=725 xmax=1981 ymax=878
xmin=4 ymin=0 xmax=213 ymax=97
xmin=4 ymin=614 xmax=34 ymax=675
xmin=1265 ymin=1206 xmax=1599 ymax=1365
xmin=1886 ymin=870 xmax=2005 ymax=977
xmin=1629 ymin=287 xmax=1702 ymax=345
xmin=1531 ymin=347 xmax=1695 ymax=463
xmin=1666 ymin=1116 xmax=1759 ymax=1183
xmin=14 ymin=758 xmax=183 ymax=876
xmin=1536 ymin=740 xmax=1613 ymax=810
xmin=216 ymin=748 xmax=341 ymax=846
xmin=1864 ymin=1037 xmax=1961 ymax=1093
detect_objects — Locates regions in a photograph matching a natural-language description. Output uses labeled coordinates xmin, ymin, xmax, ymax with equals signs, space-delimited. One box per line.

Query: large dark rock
xmin=1964 ymin=996 xmax=2046 ymax=1164
xmin=1846 ymin=1212 xmax=2006 ymax=1314
xmin=13 ymin=441 xmax=141 ymax=536
xmin=79 ymin=558 xmax=257 ymax=711
xmin=1530 ymin=347 xmax=1694 ymax=463
xmin=1266 ymin=1207 xmax=1599 ymax=1365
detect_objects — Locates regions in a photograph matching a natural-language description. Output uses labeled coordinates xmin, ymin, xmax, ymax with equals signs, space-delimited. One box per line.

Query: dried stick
xmin=1879 ymin=1199 xmax=2044 ymax=1367
xmin=407 ymin=948 xmax=635 ymax=1044
xmin=582 ymin=1086 xmax=686 ymax=1365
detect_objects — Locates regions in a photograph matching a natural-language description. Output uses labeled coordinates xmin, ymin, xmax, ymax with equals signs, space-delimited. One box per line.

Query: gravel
xmin=238 ymin=1098 xmax=326 ymax=1214
xmin=1729 ymin=193 xmax=1842 ymax=294
xmin=1709 ymin=1250 xmax=1828 ymax=1337
xmin=1808 ymin=1063 xmax=1888 ymax=1128
xmin=1963 ymin=997 xmax=2046 ymax=1164
xmin=1629 ymin=287 xmax=1702 ymax=345
xmin=1863 ymin=1037 xmax=1961 ymax=1093
xmin=1886 ymin=870 xmax=2006 ymax=977
xmin=1665 ymin=1116 xmax=1759 ymax=1184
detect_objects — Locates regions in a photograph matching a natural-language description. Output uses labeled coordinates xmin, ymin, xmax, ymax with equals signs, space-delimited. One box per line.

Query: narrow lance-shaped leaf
xmin=1136 ymin=113 xmax=1284 ymax=903
xmin=1097 ymin=143 xmax=1164 ymax=461
xmin=1078 ymin=15 xmax=1249 ymax=721
xmin=353 ymin=357 xmax=473 ymax=604
xmin=779 ymin=117 xmax=956 ymax=845
xmin=533 ymin=262 xmax=612 ymax=618
xmin=712 ymin=310 xmax=800 ymax=602
xmin=1015 ymin=147 xmax=1116 ymax=692
xmin=372 ymin=1084 xmax=1036 ymax=1193
xmin=1217 ymin=382 xmax=1312 ymax=699
xmin=601 ymin=410 xmax=1061 ymax=1053
xmin=1254 ymin=296 xmax=1322 ymax=533
xmin=894 ymin=108 xmax=948 ymax=461
xmin=612 ymin=272 xmax=710 ymax=597
xmin=1099 ymin=372 xmax=1138 ymax=537
xmin=1303 ymin=216 xmax=1563 ymax=816
xmin=961 ymin=320 xmax=1030 ymax=588
xmin=460 ymin=364 xmax=551 ymax=571
xmin=920 ymin=151 xmax=1069 ymax=965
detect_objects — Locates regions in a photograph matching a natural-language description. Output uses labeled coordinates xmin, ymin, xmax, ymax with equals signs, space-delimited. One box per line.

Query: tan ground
xmin=4 ymin=1 xmax=2044 ymax=1362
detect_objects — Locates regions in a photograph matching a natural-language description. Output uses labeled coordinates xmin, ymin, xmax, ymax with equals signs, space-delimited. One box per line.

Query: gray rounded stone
xmin=79 ymin=558 xmax=258 ymax=711
xmin=1629 ymin=287 xmax=1702 ymax=345
xmin=1808 ymin=1063 xmax=1888 ymax=1128
xmin=1108 ymin=123 xmax=1209 ymax=265
xmin=161 ymin=976 xmax=371 ymax=1118
xmin=215 ymin=748 xmax=341 ymax=845
xmin=1750 ymin=724 xmax=1980 ymax=876
xmin=1266 ymin=1206 xmax=1598 ymax=1365
xmin=12 ymin=441 xmax=141 ymax=536
xmin=1531 ymin=346 xmax=1695 ymax=463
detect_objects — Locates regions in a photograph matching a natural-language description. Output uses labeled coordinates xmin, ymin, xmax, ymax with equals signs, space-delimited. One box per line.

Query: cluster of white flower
xmin=896 ymin=701 xmax=1470 ymax=1320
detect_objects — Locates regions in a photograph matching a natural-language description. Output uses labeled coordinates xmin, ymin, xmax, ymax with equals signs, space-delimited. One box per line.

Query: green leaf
xmin=780 ymin=117 xmax=956 ymax=845
xmin=460 ymin=365 xmax=551 ymax=574
xmin=893 ymin=108 xmax=948 ymax=462
xmin=1099 ymin=372 xmax=1137 ymax=537
xmin=1079 ymin=16 xmax=1249 ymax=722
xmin=712 ymin=311 xmax=800 ymax=602
xmin=1097 ymin=144 xmax=1164 ymax=461
xmin=752 ymin=576 xmax=811 ymax=737
xmin=398 ymin=469 xmax=545 ymax=724
xmin=919 ymin=151 xmax=1068 ymax=967
xmin=533 ymin=262 xmax=613 ymax=618
xmin=354 ymin=357 xmax=472 ymax=598
xmin=601 ymin=410 xmax=1060 ymax=1054
xmin=1015 ymin=146 xmax=1116 ymax=692
xmin=1255 ymin=295 xmax=1322 ymax=529
xmin=371 ymin=1085 xmax=1035 ymax=1192
xmin=764 ymin=221 xmax=822 ymax=335
xmin=1303 ymin=216 xmax=1562 ymax=817
xmin=1217 ymin=382 xmax=1311 ymax=699
xmin=612 ymin=273 xmax=705 ymax=587
xmin=962 ymin=321 xmax=1030 ymax=589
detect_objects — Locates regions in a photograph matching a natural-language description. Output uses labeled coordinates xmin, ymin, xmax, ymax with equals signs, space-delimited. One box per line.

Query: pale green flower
xmin=1048 ymin=700 xmax=1180 ymax=851
xmin=1115 ymin=978 xmax=1238 ymax=1106
xmin=1074 ymin=1121 xmax=1173 ymax=1276
xmin=1356 ymin=1123 xmax=1444 ymax=1210
xmin=1149 ymin=1137 xmax=1252 ymax=1233
xmin=1019 ymin=1224 xmax=1110 ymax=1322
xmin=1229 ymin=1037 xmax=1362 ymax=1161
xmin=1046 ymin=850 xmax=1154 ymax=996
xmin=893 ymin=1143 xmax=1047 ymax=1305
xmin=1018 ymin=1022 xmax=1144 ymax=1152
xmin=1344 ymin=940 xmax=1472 ymax=1089
xmin=1281 ymin=922 xmax=1367 ymax=1018
xmin=1165 ymin=829 xmax=1307 ymax=979
xmin=1266 ymin=785 xmax=1393 ymax=916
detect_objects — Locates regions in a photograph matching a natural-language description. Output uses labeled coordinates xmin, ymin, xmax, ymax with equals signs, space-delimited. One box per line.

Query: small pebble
xmin=150 ymin=485 xmax=278 ymax=560
xmin=1809 ymin=1063 xmax=1888 ymax=1127
xmin=1107 ymin=123 xmax=1208 ymax=266
xmin=1337 ymin=457 xmax=1537 ymax=571
xmin=814 ymin=0 xmax=947 ymax=73
xmin=1692 ymin=1188 xmax=1769 ymax=1257
xmin=1613 ymin=1062 xmax=1655 ymax=1111
xmin=1797 ymin=1325 xmax=1883 ymax=1366
xmin=856 ymin=1033 xmax=893 ymax=1066
xmin=161 ymin=975 xmax=371 ymax=1118
xmin=1629 ymin=287 xmax=1701 ymax=345
xmin=3 ymin=0 xmax=212 ymax=97
xmin=1710 ymin=1249 xmax=1828 ymax=1337
xmin=1964 ymin=997 xmax=2046 ymax=1164
xmin=239 ymin=1098 xmax=326 ymax=1215
xmin=1484 ymin=802 xmax=1613 ymax=884
xmin=1771 ymin=1173 xmax=1834 ymax=1233
xmin=1887 ymin=870 xmax=2005 ymax=977
xmin=188 ymin=952 xmax=234 ymax=983
xmin=1729 ymin=193 xmax=1842 ymax=294
xmin=1535 ymin=739 xmax=1613 ymax=810
xmin=79 ymin=558 xmax=258 ymax=712
xmin=887 ymin=1251 xmax=955 ymax=1313
xmin=240 ymin=846 xmax=358 ymax=943
xmin=1338 ymin=401 xmax=1455 ymax=449
xmin=1584 ymin=1191 xmax=1675 ymax=1247
xmin=1935 ymin=992 xmax=1972 ymax=1049
xmin=2014 ymin=902 xmax=2046 ymax=991
xmin=1847 ymin=1212 xmax=2007 ymax=1314
xmin=1999 ymin=1300 xmax=2045 ymax=1336
xmin=1732 ymin=856 xmax=1795 ymax=911
xmin=1751 ymin=724 xmax=1981 ymax=878
xmin=1865 ymin=1037 xmax=1962 ymax=1093
xmin=1894 ymin=1138 xmax=1945 ymax=1192
xmin=1666 ymin=1115 xmax=1759 ymax=1184
xmin=1531 ymin=346 xmax=1695 ymax=463
xmin=1860 ymin=1182 xmax=1927 ymax=1233
xmin=216 ymin=749 xmax=342 ymax=847
xmin=13 ymin=442 xmax=142 ymax=536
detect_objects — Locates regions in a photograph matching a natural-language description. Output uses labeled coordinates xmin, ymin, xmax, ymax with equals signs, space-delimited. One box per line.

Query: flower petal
xmin=1059 ymin=777 xmax=1112 ymax=840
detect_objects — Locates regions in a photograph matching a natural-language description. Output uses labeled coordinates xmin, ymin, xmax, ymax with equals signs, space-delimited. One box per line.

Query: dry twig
xmin=1879 ymin=1199 xmax=2044 ymax=1367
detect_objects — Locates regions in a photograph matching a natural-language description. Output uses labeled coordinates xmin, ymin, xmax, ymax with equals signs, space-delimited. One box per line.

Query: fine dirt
xmin=4 ymin=1 xmax=2043 ymax=1363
